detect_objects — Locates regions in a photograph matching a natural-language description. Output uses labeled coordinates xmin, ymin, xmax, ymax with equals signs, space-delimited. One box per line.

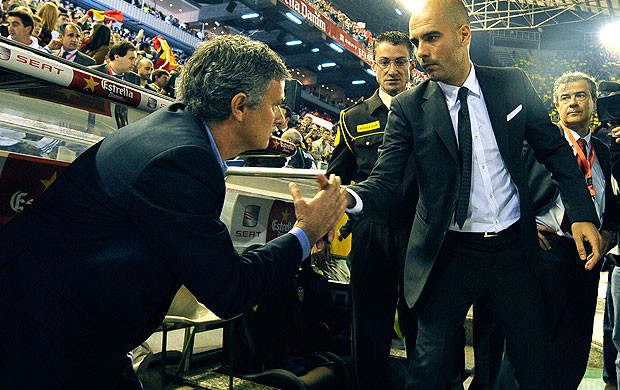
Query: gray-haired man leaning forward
xmin=0 ymin=35 xmax=347 ymax=389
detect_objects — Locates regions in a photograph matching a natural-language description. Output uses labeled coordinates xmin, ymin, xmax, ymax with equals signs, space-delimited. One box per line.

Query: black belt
xmin=448 ymin=222 xmax=520 ymax=246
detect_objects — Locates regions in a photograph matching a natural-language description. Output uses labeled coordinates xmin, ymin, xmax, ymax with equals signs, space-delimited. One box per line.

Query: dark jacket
xmin=526 ymin=125 xmax=619 ymax=235
xmin=0 ymin=104 xmax=304 ymax=388
xmin=89 ymin=62 xmax=141 ymax=86
xmin=353 ymin=66 xmax=599 ymax=308
xmin=328 ymin=89 xmax=416 ymax=228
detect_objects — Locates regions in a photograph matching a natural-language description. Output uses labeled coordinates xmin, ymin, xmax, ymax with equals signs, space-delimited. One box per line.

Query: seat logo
xmin=0 ymin=46 xmax=11 ymax=61
xmin=242 ymin=205 xmax=261 ymax=227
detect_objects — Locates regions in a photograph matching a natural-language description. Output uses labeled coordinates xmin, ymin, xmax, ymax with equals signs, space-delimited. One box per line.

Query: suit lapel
xmin=476 ymin=67 xmax=510 ymax=161
xmin=422 ymin=82 xmax=458 ymax=164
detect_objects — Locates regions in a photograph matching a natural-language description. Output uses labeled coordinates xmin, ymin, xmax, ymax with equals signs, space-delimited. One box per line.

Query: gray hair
xmin=553 ymin=71 xmax=597 ymax=104
xmin=178 ymin=35 xmax=290 ymax=123
xmin=282 ymin=129 xmax=303 ymax=145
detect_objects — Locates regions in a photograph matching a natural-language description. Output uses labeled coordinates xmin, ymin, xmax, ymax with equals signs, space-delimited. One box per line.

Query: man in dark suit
xmin=346 ymin=0 xmax=602 ymax=387
xmin=0 ymin=35 xmax=346 ymax=389
xmin=327 ymin=30 xmax=418 ymax=389
xmin=502 ymin=72 xmax=619 ymax=388
xmin=90 ymin=40 xmax=140 ymax=86
xmin=45 ymin=23 xmax=96 ymax=66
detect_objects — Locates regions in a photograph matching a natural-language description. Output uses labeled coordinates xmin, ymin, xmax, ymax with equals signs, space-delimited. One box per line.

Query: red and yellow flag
xmin=152 ymin=35 xmax=178 ymax=71
xmin=87 ymin=9 xmax=124 ymax=23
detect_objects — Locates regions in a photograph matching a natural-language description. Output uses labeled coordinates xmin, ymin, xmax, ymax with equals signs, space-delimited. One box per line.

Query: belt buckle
xmin=483 ymin=231 xmax=498 ymax=238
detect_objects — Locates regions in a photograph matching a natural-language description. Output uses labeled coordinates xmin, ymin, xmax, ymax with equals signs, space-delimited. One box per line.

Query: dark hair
xmin=280 ymin=104 xmax=292 ymax=119
xmin=109 ymin=40 xmax=136 ymax=60
xmin=372 ymin=31 xmax=413 ymax=59
xmin=178 ymin=35 xmax=289 ymax=123
xmin=152 ymin=69 xmax=170 ymax=79
xmin=8 ymin=9 xmax=34 ymax=31
xmin=82 ymin=23 xmax=111 ymax=51
xmin=138 ymin=42 xmax=151 ymax=51
xmin=59 ymin=22 xmax=81 ymax=36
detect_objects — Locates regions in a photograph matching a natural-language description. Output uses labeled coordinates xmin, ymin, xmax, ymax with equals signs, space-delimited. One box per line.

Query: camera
xmin=597 ymin=81 xmax=620 ymax=126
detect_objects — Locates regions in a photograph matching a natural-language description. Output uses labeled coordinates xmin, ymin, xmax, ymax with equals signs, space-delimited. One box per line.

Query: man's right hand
xmin=289 ymin=174 xmax=346 ymax=248
xmin=537 ymin=225 xmax=556 ymax=250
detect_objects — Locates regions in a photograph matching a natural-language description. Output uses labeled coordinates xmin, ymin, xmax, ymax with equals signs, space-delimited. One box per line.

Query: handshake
xmin=289 ymin=174 xmax=348 ymax=250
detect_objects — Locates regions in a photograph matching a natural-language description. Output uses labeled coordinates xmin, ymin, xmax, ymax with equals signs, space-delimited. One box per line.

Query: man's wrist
xmin=289 ymin=226 xmax=311 ymax=260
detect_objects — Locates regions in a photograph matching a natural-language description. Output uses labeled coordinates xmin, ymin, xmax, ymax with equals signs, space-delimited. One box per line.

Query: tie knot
xmin=458 ymin=86 xmax=469 ymax=102
xmin=577 ymin=138 xmax=587 ymax=153
xmin=62 ymin=50 xmax=71 ymax=59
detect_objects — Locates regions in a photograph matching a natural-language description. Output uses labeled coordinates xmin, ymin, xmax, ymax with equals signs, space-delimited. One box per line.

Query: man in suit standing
xmin=498 ymin=72 xmax=618 ymax=388
xmin=0 ymin=35 xmax=347 ymax=389
xmin=327 ymin=30 xmax=418 ymax=389
xmin=45 ymin=23 xmax=96 ymax=66
xmin=90 ymin=40 xmax=140 ymax=86
xmin=346 ymin=0 xmax=602 ymax=387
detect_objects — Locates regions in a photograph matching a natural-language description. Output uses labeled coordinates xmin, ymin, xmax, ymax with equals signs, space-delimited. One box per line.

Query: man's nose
xmin=415 ymin=43 xmax=429 ymax=59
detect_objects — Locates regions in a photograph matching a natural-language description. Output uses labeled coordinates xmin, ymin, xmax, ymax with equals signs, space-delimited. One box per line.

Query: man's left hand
xmin=571 ymin=221 xmax=602 ymax=270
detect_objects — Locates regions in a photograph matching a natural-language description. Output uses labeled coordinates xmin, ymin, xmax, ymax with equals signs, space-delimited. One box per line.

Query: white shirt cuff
xmin=346 ymin=187 xmax=363 ymax=214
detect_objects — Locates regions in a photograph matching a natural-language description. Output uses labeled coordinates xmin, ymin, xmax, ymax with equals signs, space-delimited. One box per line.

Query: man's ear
xmin=230 ymin=92 xmax=248 ymax=122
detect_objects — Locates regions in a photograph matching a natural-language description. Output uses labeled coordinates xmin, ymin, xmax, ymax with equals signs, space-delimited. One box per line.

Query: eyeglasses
xmin=557 ymin=92 xmax=590 ymax=104
xmin=373 ymin=58 xmax=411 ymax=70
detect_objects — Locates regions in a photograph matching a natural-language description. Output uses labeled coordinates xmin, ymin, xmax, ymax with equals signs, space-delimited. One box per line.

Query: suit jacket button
xmin=365 ymin=141 xmax=370 ymax=145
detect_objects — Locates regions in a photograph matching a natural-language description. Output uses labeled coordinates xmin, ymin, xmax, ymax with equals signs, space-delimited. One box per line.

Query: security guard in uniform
xmin=326 ymin=31 xmax=418 ymax=390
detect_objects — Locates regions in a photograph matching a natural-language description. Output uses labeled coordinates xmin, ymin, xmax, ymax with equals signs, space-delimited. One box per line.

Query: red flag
xmin=151 ymin=35 xmax=178 ymax=71
xmin=87 ymin=9 xmax=124 ymax=23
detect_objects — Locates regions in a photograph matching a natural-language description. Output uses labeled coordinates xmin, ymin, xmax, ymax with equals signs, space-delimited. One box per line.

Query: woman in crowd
xmin=36 ymin=2 xmax=59 ymax=47
xmin=80 ymin=23 xmax=111 ymax=65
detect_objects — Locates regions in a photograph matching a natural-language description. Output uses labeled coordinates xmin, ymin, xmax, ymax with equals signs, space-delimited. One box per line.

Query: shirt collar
xmin=202 ymin=121 xmax=227 ymax=173
xmin=437 ymin=62 xmax=481 ymax=107
xmin=565 ymin=126 xmax=592 ymax=145
xmin=378 ymin=88 xmax=393 ymax=109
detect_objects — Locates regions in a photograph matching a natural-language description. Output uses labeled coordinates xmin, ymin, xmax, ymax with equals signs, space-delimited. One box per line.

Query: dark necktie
xmin=62 ymin=50 xmax=71 ymax=59
xmin=560 ymin=138 xmax=589 ymax=233
xmin=454 ymin=86 xmax=472 ymax=229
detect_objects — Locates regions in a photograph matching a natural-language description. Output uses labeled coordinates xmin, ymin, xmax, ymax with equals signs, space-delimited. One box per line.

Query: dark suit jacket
xmin=353 ymin=66 xmax=599 ymax=308
xmin=328 ymin=90 xmax=388 ymax=184
xmin=89 ymin=62 xmax=141 ymax=86
xmin=526 ymin=126 xmax=619 ymax=235
xmin=329 ymin=89 xmax=417 ymax=228
xmin=0 ymin=104 xmax=303 ymax=388
xmin=52 ymin=49 xmax=96 ymax=66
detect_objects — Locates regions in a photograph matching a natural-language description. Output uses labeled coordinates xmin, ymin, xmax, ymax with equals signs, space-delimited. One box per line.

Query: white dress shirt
xmin=536 ymin=130 xmax=605 ymax=237
xmin=437 ymin=65 xmax=520 ymax=233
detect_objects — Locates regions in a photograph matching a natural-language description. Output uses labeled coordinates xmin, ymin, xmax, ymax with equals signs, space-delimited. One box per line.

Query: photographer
xmin=603 ymin=81 xmax=620 ymax=389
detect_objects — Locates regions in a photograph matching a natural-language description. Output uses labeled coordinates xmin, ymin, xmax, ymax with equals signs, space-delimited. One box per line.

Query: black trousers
xmin=407 ymin=227 xmax=549 ymax=389
xmin=497 ymin=234 xmax=600 ymax=389
xmin=350 ymin=218 xmax=416 ymax=390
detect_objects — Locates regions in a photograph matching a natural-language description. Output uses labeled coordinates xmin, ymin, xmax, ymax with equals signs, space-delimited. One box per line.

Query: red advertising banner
xmin=0 ymin=152 xmax=69 ymax=227
xmin=0 ymin=41 xmax=174 ymax=112
xmin=279 ymin=0 xmax=372 ymax=65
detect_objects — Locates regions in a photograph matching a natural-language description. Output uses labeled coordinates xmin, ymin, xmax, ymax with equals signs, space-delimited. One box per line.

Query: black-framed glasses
xmin=373 ymin=58 xmax=411 ymax=70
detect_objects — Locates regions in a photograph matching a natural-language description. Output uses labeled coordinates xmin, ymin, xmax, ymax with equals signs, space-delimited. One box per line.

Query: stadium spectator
xmin=36 ymin=1 xmax=59 ymax=46
xmin=80 ymin=22 xmax=111 ymax=64
xmin=7 ymin=8 xmax=40 ymax=49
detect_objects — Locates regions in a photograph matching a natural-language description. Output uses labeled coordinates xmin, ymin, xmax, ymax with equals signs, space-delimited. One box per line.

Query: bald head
xmin=408 ymin=0 xmax=472 ymax=86
xmin=410 ymin=0 xmax=469 ymax=29
xmin=137 ymin=58 xmax=154 ymax=83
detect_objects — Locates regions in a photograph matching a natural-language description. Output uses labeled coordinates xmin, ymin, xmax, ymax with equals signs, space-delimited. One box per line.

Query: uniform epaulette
xmin=341 ymin=96 xmax=365 ymax=113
